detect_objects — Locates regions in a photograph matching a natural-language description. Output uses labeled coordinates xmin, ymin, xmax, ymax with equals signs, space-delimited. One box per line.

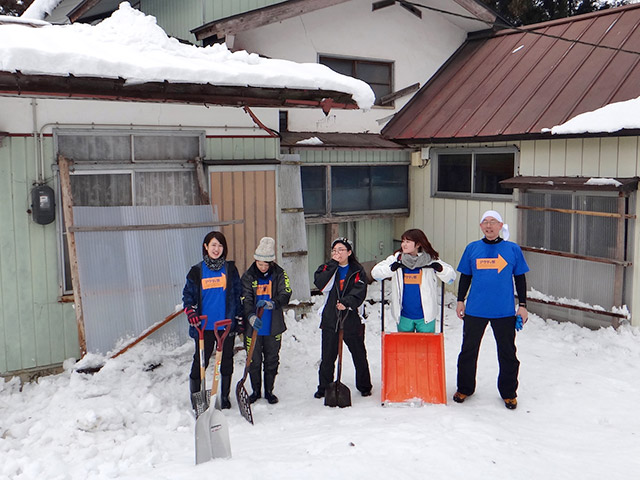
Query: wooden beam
xmin=516 ymin=204 xmax=636 ymax=219
xmin=67 ymin=219 xmax=244 ymax=233
xmin=58 ymin=154 xmax=87 ymax=357
xmin=379 ymin=82 xmax=420 ymax=105
xmin=193 ymin=0 xmax=352 ymax=40
xmin=68 ymin=0 xmax=103 ymax=23
xmin=195 ymin=157 xmax=210 ymax=205
xmin=372 ymin=0 xmax=396 ymax=11
xmin=520 ymin=246 xmax=631 ymax=267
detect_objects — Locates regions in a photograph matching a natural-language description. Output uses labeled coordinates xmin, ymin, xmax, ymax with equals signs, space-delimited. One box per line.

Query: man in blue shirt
xmin=454 ymin=210 xmax=529 ymax=410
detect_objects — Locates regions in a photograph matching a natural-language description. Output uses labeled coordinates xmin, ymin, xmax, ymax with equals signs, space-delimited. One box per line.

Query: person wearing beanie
xmin=313 ymin=237 xmax=373 ymax=400
xmin=371 ymin=228 xmax=456 ymax=333
xmin=241 ymin=237 xmax=292 ymax=404
xmin=454 ymin=211 xmax=529 ymax=410
xmin=182 ymin=231 xmax=242 ymax=411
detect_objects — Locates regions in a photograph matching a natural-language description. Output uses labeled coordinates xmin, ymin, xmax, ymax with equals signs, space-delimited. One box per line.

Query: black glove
xmin=185 ymin=307 xmax=200 ymax=326
xmin=426 ymin=262 xmax=443 ymax=272
xmin=390 ymin=261 xmax=403 ymax=272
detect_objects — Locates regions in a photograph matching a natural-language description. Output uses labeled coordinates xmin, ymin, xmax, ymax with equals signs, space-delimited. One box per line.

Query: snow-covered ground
xmin=2 ymin=284 xmax=640 ymax=480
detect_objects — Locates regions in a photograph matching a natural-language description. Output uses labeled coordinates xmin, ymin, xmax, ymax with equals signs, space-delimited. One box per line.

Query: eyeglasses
xmin=481 ymin=220 xmax=500 ymax=226
xmin=331 ymin=248 xmax=348 ymax=253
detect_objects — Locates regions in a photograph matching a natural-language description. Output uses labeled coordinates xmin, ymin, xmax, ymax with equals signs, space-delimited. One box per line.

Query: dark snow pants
xmin=189 ymin=330 xmax=235 ymax=384
xmin=247 ymin=333 xmax=282 ymax=395
xmin=318 ymin=325 xmax=373 ymax=395
xmin=456 ymin=314 xmax=520 ymax=399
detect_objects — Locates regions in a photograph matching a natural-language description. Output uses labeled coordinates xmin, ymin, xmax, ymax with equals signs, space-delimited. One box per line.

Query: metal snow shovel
xmin=191 ymin=316 xmax=210 ymax=417
xmin=325 ymin=311 xmax=351 ymax=408
xmin=195 ymin=319 xmax=232 ymax=464
xmin=236 ymin=307 xmax=264 ymax=424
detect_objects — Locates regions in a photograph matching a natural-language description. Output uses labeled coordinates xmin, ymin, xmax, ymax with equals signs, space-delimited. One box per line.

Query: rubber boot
xmin=249 ymin=374 xmax=261 ymax=403
xmin=220 ymin=375 xmax=232 ymax=409
xmin=264 ymin=373 xmax=279 ymax=404
xmin=189 ymin=378 xmax=200 ymax=411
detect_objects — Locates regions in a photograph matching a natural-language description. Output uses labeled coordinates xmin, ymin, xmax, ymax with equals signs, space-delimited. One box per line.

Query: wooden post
xmin=58 ymin=154 xmax=87 ymax=356
xmin=195 ymin=157 xmax=210 ymax=205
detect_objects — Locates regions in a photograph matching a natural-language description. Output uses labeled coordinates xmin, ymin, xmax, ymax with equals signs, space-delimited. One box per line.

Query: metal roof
xmin=382 ymin=4 xmax=640 ymax=144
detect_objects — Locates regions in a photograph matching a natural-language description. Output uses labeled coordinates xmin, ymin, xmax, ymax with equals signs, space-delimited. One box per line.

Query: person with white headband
xmin=453 ymin=210 xmax=529 ymax=410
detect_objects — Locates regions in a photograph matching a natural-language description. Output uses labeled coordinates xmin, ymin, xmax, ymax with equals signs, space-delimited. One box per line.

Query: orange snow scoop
xmin=380 ymin=280 xmax=447 ymax=405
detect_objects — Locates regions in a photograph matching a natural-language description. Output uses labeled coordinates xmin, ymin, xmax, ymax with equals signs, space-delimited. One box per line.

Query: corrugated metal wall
xmin=0 ymin=136 xmax=78 ymax=375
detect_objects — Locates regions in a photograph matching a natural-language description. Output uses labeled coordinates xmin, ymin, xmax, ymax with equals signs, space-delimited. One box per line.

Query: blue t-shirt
xmin=338 ymin=264 xmax=349 ymax=291
xmin=401 ymin=267 xmax=423 ymax=320
xmin=255 ymin=275 xmax=273 ymax=336
xmin=457 ymin=240 xmax=529 ymax=318
xmin=200 ymin=262 xmax=227 ymax=330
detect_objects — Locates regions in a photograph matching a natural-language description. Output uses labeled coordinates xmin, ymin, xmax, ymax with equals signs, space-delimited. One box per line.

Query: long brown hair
xmin=397 ymin=228 xmax=439 ymax=259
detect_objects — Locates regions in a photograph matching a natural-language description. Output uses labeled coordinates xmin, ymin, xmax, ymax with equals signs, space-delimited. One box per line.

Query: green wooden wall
xmin=0 ymin=136 xmax=78 ymax=376
xmin=141 ymin=0 xmax=284 ymax=43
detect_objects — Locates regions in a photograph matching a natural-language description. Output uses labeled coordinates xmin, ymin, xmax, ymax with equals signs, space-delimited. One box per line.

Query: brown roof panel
xmin=280 ymin=132 xmax=405 ymax=149
xmin=383 ymin=4 xmax=640 ymax=143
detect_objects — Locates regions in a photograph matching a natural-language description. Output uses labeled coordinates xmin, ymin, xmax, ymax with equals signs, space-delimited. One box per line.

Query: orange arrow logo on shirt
xmin=476 ymin=254 xmax=508 ymax=273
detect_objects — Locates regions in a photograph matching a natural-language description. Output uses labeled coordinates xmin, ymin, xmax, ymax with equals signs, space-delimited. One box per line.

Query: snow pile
xmin=585 ymin=177 xmax=622 ymax=187
xmin=21 ymin=0 xmax=62 ymax=20
xmin=0 ymin=2 xmax=374 ymax=108
xmin=544 ymin=96 xmax=640 ymax=135
xmin=296 ymin=136 xmax=324 ymax=145
xmin=2 ymin=285 xmax=640 ymax=479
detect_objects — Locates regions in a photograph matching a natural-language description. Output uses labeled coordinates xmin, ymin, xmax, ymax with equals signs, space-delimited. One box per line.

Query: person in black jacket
xmin=313 ymin=237 xmax=372 ymax=399
xmin=183 ymin=231 xmax=242 ymax=410
xmin=241 ymin=237 xmax=292 ymax=404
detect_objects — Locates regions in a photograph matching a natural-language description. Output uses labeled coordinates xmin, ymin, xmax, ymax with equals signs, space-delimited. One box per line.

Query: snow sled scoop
xmin=325 ymin=312 xmax=352 ymax=408
xmin=236 ymin=307 xmax=263 ymax=424
xmin=380 ymin=280 xmax=447 ymax=406
xmin=195 ymin=319 xmax=232 ymax=464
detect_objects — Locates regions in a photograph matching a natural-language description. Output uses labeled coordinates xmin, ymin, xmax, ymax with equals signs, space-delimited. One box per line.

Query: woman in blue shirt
xmin=183 ymin=231 xmax=242 ymax=410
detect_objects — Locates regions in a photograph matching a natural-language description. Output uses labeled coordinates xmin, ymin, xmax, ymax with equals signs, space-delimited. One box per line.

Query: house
xmin=51 ymin=0 xmax=496 ymax=283
xmin=0 ymin=3 xmax=374 ymax=377
xmin=382 ymin=3 xmax=640 ymax=328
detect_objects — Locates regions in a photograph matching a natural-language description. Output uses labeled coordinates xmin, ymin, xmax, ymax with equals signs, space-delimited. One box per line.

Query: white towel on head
xmin=480 ymin=210 xmax=509 ymax=241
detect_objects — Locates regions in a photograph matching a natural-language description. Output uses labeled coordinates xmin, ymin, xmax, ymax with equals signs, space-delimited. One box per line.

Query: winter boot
xmin=220 ymin=375 xmax=232 ymax=409
xmin=264 ymin=373 xmax=279 ymax=404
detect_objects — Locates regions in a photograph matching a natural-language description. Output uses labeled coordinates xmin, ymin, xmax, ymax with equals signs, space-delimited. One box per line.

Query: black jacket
xmin=241 ymin=262 xmax=292 ymax=336
xmin=314 ymin=259 xmax=368 ymax=336
xmin=182 ymin=260 xmax=242 ymax=334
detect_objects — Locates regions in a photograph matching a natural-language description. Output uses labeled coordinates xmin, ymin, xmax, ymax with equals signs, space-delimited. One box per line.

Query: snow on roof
xmin=544 ymin=96 xmax=640 ymax=135
xmin=0 ymin=2 xmax=374 ymax=108
xmin=21 ymin=0 xmax=63 ymax=20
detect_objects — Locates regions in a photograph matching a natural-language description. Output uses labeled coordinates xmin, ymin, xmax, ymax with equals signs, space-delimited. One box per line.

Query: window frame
xmin=431 ymin=146 xmax=518 ymax=200
xmin=301 ymin=163 xmax=410 ymax=220
xmin=318 ymin=54 xmax=394 ymax=107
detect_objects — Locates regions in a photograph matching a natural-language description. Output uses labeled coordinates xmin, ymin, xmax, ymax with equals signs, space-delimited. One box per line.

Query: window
xmin=301 ymin=165 xmax=408 ymax=215
xmin=433 ymin=148 xmax=516 ymax=198
xmin=319 ymin=56 xmax=392 ymax=106
xmin=56 ymin=130 xmax=204 ymax=293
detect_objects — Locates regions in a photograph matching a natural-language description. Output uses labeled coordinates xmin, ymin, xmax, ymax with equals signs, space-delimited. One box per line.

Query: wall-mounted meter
xmin=31 ymin=184 xmax=56 ymax=225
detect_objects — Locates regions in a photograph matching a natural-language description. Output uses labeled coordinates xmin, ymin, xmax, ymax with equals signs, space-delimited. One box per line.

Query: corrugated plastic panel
xmin=74 ymin=205 xmax=217 ymax=354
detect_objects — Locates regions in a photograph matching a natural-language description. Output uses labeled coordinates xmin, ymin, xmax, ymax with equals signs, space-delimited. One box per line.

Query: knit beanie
xmin=254 ymin=237 xmax=276 ymax=262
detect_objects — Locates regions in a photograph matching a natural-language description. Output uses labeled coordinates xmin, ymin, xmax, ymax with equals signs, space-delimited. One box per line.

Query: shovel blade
xmin=235 ymin=382 xmax=254 ymax=424
xmin=324 ymin=381 xmax=351 ymax=408
xmin=195 ymin=400 xmax=232 ymax=463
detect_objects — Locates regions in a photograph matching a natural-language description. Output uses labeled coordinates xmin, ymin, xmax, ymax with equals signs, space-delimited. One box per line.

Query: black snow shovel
xmin=191 ymin=316 xmax=210 ymax=416
xmin=195 ymin=319 xmax=232 ymax=464
xmin=325 ymin=311 xmax=351 ymax=408
xmin=235 ymin=307 xmax=263 ymax=424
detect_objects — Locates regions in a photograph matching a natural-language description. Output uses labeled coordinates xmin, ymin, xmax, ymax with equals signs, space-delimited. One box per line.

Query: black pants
xmin=247 ymin=334 xmax=282 ymax=394
xmin=318 ymin=325 xmax=372 ymax=394
xmin=456 ymin=314 xmax=520 ymax=399
xmin=189 ymin=330 xmax=235 ymax=383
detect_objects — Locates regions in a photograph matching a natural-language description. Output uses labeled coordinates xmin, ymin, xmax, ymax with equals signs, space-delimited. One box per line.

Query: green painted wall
xmin=142 ymin=0 xmax=284 ymax=43
xmin=0 ymin=136 xmax=78 ymax=376
xmin=205 ymin=136 xmax=279 ymax=160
